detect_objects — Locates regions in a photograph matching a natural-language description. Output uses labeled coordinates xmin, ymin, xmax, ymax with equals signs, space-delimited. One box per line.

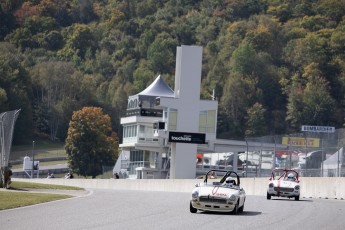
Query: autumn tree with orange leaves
xmin=65 ymin=107 xmax=118 ymax=178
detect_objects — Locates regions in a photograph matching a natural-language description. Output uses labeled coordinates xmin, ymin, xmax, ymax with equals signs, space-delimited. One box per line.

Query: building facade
xmin=114 ymin=46 xmax=219 ymax=179
xmin=113 ymin=45 xmax=289 ymax=179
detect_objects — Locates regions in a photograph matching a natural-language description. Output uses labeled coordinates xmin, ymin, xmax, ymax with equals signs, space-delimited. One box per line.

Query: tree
xmin=245 ymin=102 xmax=267 ymax=137
xmin=283 ymin=32 xmax=329 ymax=69
xmin=300 ymin=64 xmax=336 ymax=125
xmin=31 ymin=61 xmax=76 ymax=141
xmin=0 ymin=0 xmax=19 ymax=39
xmin=147 ymin=32 xmax=177 ymax=74
xmin=133 ymin=60 xmax=155 ymax=91
xmin=65 ymin=107 xmax=118 ymax=178
xmin=93 ymin=49 xmax=115 ymax=79
xmin=316 ymin=0 xmax=345 ymax=23
xmin=286 ymin=63 xmax=336 ymax=130
xmin=78 ymin=0 xmax=98 ymax=23
xmin=0 ymin=88 xmax=7 ymax=109
xmin=0 ymin=42 xmax=33 ymax=144
xmin=219 ymin=73 xmax=258 ymax=138
xmin=230 ymin=41 xmax=257 ymax=76
xmin=58 ymin=24 xmax=96 ymax=60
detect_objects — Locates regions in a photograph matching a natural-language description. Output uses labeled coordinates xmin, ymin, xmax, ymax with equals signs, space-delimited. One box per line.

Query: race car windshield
xmin=273 ymin=170 xmax=298 ymax=180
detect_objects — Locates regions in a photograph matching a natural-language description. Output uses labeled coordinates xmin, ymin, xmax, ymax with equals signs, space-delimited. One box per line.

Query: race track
xmin=1 ymin=189 xmax=344 ymax=230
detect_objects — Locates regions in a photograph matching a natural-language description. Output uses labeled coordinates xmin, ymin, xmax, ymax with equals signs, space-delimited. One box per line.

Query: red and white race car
xmin=267 ymin=169 xmax=300 ymax=201
xmin=190 ymin=170 xmax=246 ymax=214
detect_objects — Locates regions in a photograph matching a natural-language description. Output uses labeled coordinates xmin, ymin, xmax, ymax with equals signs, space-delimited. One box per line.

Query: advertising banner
xmin=301 ymin=125 xmax=335 ymax=133
xmin=168 ymin=131 xmax=206 ymax=144
xmin=282 ymin=136 xmax=320 ymax=148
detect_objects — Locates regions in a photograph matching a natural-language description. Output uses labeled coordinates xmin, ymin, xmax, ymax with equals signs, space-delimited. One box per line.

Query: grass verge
xmin=11 ymin=160 xmax=67 ymax=170
xmin=0 ymin=181 xmax=84 ymax=210
xmin=0 ymin=191 xmax=72 ymax=210
xmin=10 ymin=181 xmax=84 ymax=190
xmin=10 ymin=148 xmax=67 ymax=162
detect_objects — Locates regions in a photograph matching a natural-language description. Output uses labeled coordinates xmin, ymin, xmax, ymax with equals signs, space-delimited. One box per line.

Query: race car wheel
xmin=190 ymin=201 xmax=197 ymax=213
xmin=238 ymin=198 xmax=245 ymax=213
xmin=231 ymin=201 xmax=239 ymax=215
xmin=267 ymin=192 xmax=271 ymax=200
xmin=238 ymin=203 xmax=244 ymax=213
xmin=295 ymin=195 xmax=300 ymax=201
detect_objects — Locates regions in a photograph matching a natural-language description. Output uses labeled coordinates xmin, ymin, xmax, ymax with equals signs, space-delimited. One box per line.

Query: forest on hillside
xmin=1 ymin=0 xmax=345 ymax=144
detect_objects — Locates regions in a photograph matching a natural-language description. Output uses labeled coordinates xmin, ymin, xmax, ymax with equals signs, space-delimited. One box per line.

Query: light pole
xmin=31 ymin=141 xmax=35 ymax=178
xmin=245 ymin=139 xmax=248 ymax=177
xmin=304 ymin=132 xmax=308 ymax=176
xmin=287 ymin=134 xmax=291 ymax=169
xmin=273 ymin=135 xmax=277 ymax=171
xmin=321 ymin=133 xmax=324 ymax=177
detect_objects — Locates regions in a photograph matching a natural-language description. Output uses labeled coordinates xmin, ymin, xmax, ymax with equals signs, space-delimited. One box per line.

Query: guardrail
xmin=12 ymin=177 xmax=345 ymax=200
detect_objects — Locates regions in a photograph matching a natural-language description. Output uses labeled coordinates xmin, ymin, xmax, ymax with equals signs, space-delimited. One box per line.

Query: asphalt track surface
xmin=1 ymin=189 xmax=345 ymax=230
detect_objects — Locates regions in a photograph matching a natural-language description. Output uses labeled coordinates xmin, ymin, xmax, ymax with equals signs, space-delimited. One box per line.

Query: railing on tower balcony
xmin=127 ymin=161 xmax=150 ymax=176
xmin=126 ymin=108 xmax=163 ymax=117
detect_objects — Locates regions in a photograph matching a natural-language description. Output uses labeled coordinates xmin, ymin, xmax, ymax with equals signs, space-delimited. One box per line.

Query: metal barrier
xmin=195 ymin=129 xmax=345 ymax=178
xmin=244 ymin=129 xmax=345 ymax=177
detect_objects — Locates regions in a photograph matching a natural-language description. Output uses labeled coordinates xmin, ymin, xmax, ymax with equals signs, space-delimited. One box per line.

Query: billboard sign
xmin=301 ymin=125 xmax=335 ymax=133
xmin=282 ymin=137 xmax=320 ymax=148
xmin=168 ymin=131 xmax=206 ymax=144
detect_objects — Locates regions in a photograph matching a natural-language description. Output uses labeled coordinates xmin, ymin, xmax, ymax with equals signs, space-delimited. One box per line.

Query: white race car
xmin=267 ymin=169 xmax=300 ymax=201
xmin=190 ymin=170 xmax=246 ymax=214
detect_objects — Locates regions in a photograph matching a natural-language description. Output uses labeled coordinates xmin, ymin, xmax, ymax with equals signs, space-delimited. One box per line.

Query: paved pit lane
xmin=1 ymin=189 xmax=344 ymax=230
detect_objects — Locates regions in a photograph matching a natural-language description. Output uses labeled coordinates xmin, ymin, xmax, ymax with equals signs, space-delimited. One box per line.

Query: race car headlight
xmin=229 ymin=194 xmax=236 ymax=201
xmin=269 ymin=183 xmax=274 ymax=188
xmin=294 ymin=185 xmax=300 ymax=190
xmin=192 ymin=190 xmax=199 ymax=200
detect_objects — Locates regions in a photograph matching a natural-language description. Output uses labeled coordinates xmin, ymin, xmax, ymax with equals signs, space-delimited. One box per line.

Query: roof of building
xmin=136 ymin=75 xmax=174 ymax=97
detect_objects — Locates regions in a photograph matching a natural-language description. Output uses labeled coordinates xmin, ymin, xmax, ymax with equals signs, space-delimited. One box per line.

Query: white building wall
xmin=119 ymin=45 xmax=221 ymax=179
xmin=160 ymin=45 xmax=210 ymax=179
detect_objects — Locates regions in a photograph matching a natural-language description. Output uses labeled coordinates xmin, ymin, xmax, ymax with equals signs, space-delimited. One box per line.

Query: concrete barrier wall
xmin=13 ymin=177 xmax=345 ymax=200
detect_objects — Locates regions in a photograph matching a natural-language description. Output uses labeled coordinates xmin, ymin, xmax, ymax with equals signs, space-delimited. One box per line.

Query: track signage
xmin=301 ymin=125 xmax=335 ymax=133
xmin=168 ymin=131 xmax=206 ymax=144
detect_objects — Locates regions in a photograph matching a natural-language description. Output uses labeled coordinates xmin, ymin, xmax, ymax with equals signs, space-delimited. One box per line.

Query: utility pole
xmin=31 ymin=141 xmax=35 ymax=178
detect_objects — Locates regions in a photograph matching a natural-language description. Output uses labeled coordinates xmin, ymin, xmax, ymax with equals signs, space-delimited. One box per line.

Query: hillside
xmin=1 ymin=0 xmax=345 ymax=144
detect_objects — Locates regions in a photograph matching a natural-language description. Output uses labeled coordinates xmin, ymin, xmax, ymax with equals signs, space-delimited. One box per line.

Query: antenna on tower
xmin=211 ymin=89 xmax=215 ymax=100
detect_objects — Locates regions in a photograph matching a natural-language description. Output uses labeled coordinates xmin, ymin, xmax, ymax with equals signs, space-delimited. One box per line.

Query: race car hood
xmin=197 ymin=186 xmax=239 ymax=198
xmin=271 ymin=180 xmax=298 ymax=188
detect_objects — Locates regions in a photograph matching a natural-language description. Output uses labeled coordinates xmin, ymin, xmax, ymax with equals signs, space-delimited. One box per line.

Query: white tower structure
xmin=117 ymin=45 xmax=218 ymax=179
xmin=116 ymin=45 xmax=286 ymax=179
xmin=158 ymin=45 xmax=218 ymax=179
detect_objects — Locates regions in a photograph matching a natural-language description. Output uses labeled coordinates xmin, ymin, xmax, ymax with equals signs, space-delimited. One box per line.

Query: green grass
xmin=10 ymin=181 xmax=84 ymax=190
xmin=0 ymin=191 xmax=73 ymax=210
xmin=12 ymin=140 xmax=65 ymax=151
xmin=10 ymin=148 xmax=67 ymax=161
xmin=10 ymin=139 xmax=66 ymax=162
xmin=11 ymin=160 xmax=67 ymax=169
xmin=0 ymin=181 xmax=84 ymax=210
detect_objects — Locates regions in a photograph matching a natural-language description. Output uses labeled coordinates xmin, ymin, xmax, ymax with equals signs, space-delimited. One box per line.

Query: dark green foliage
xmin=0 ymin=2 xmax=17 ymax=39
xmin=245 ymin=102 xmax=267 ymax=137
xmin=0 ymin=0 xmax=344 ymax=143
xmin=147 ymin=32 xmax=177 ymax=74
xmin=0 ymin=42 xmax=33 ymax=143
